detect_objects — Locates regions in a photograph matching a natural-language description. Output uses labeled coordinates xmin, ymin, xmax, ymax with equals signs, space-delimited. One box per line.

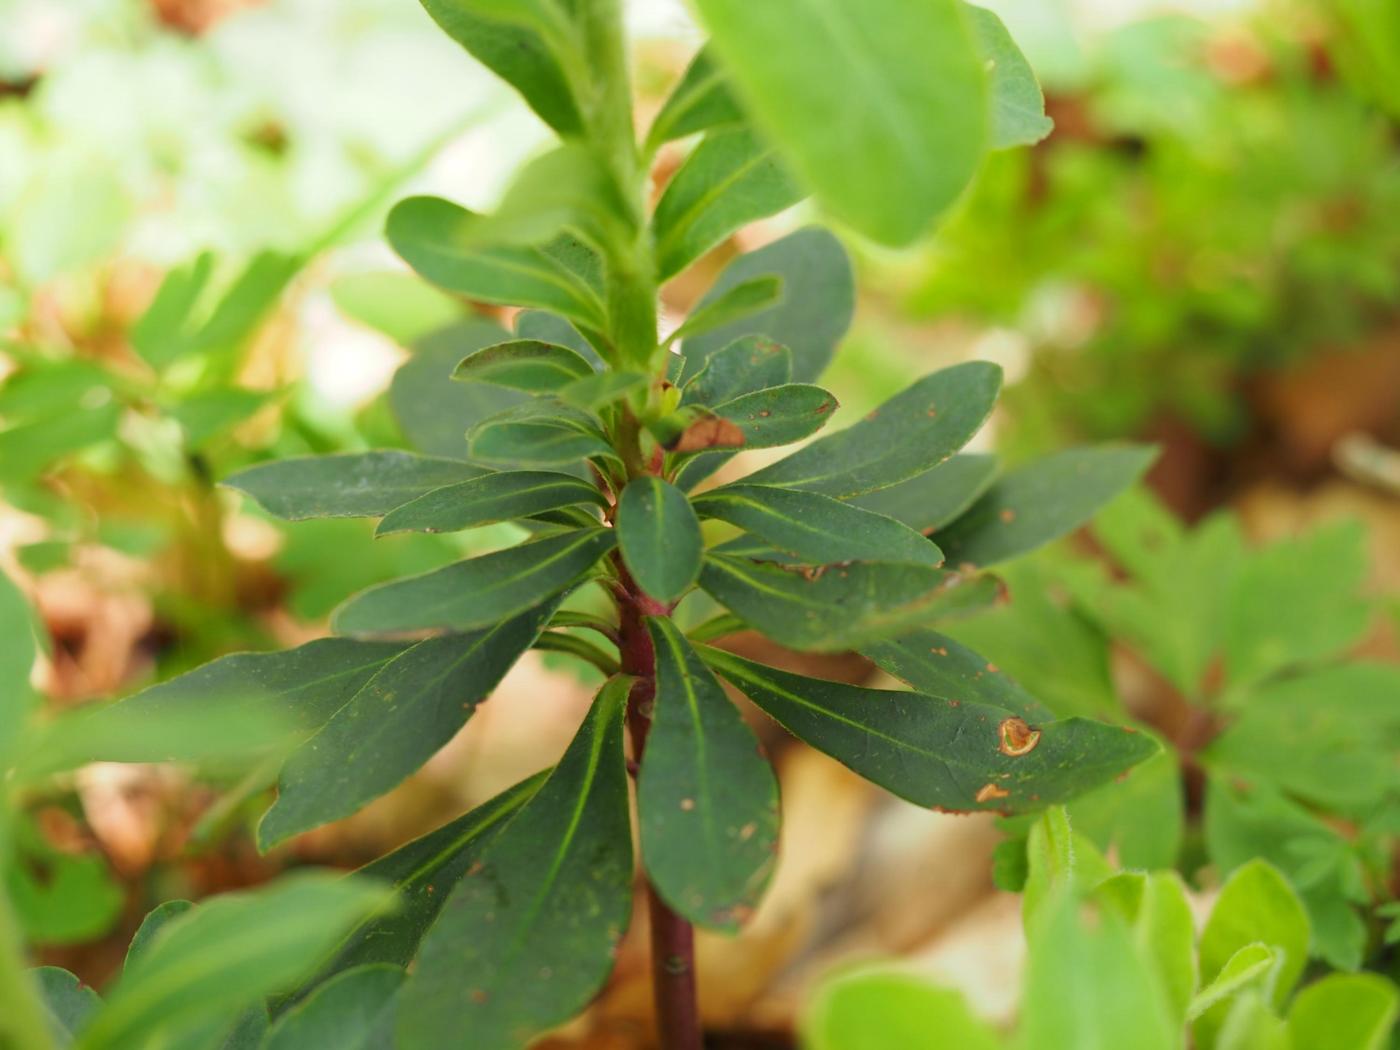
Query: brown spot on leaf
xmin=999 ymin=508 xmax=1016 ymax=523
xmin=976 ymin=783 xmax=1011 ymax=803
xmin=738 ymin=821 xmax=757 ymax=841
xmin=998 ymin=717 xmax=1041 ymax=757
xmin=680 ymin=798 xmax=696 ymax=811
xmin=670 ymin=414 xmax=745 ymax=453
xmin=470 ymin=989 xmax=489 ymax=1004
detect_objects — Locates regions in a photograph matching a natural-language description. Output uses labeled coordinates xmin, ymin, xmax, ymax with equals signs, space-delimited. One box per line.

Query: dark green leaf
xmin=387 ymin=197 xmax=606 ymax=329
xmin=259 ymin=601 xmax=558 ymax=849
xmin=417 ymin=0 xmax=584 ymax=135
xmin=744 ymin=363 xmax=1002 ymax=498
xmin=713 ymin=383 xmax=838 ymax=448
xmin=860 ymin=629 xmax=1053 ymax=720
xmin=391 ymin=320 xmax=526 ymax=459
xmin=332 ymin=528 xmax=615 ymax=636
xmin=76 ymin=874 xmax=390 ymax=1050
xmin=653 ymin=128 xmax=803 ymax=281
xmin=223 ymin=452 xmax=483 ymax=521
xmin=681 ymin=335 xmax=792 ymax=407
xmin=264 ymin=965 xmax=403 ymax=1050
xmin=681 ymin=228 xmax=853 ymax=384
xmin=937 ymin=445 xmax=1156 ymax=568
xmin=694 ymin=0 xmax=988 ymax=245
xmin=695 ymin=485 xmax=942 ymax=566
xmin=316 ymin=772 xmax=545 ymax=978
xmin=667 ymin=277 xmax=782 ymax=346
xmin=453 ymin=339 xmax=596 ymax=392
xmin=967 ymin=4 xmax=1053 ymax=148
xmin=699 ymin=554 xmax=1001 ymax=652
xmin=702 ymin=647 xmax=1159 ymax=812
xmin=641 ymin=619 xmax=778 ymax=930
xmin=126 ymin=901 xmax=195 ymax=972
xmin=33 ymin=967 xmax=102 ymax=1047
xmin=646 ymin=45 xmax=745 ymax=148
xmin=849 ymin=453 xmax=998 ymax=534
xmin=617 ymin=477 xmax=703 ymax=603
xmin=377 ymin=471 xmax=604 ymax=536
xmin=467 ymin=402 xmax=616 ymax=468
xmin=18 ymin=639 xmax=409 ymax=778
xmin=398 ymin=678 xmax=633 ymax=1050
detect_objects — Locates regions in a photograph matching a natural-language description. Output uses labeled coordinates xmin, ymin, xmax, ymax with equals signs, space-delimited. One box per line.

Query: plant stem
xmin=617 ymin=581 xmax=703 ymax=1050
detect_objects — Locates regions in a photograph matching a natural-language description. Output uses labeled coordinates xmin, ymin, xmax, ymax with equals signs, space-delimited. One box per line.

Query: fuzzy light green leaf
xmin=646 ymin=46 xmax=746 ymax=148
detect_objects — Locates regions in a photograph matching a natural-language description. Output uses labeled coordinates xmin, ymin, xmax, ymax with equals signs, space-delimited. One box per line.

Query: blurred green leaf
xmin=860 ymin=629 xmax=1052 ymax=720
xmin=330 ymin=271 xmax=465 ymax=346
xmin=803 ymin=969 xmax=1001 ymax=1050
xmin=646 ymin=46 xmax=746 ymax=149
xmin=967 ymin=4 xmax=1054 ymax=148
xmin=653 ymin=129 xmax=802 ymax=280
xmin=1286 ymin=973 xmax=1398 ymax=1050
xmin=694 ymin=0 xmax=988 ymax=245
xmin=1200 ymin=861 xmax=1310 ymax=1012
xmin=33 ymin=967 xmax=102 ymax=1048
xmin=264 ymin=965 xmax=403 ymax=1050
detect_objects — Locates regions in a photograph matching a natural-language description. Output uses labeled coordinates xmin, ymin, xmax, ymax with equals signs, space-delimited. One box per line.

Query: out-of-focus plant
xmin=804 ymin=807 xmax=1400 ymax=1050
xmin=4 ymin=0 xmax=1174 ymax=1046
xmin=944 ymin=487 xmax=1399 ymax=970
xmin=903 ymin=3 xmax=1400 ymax=455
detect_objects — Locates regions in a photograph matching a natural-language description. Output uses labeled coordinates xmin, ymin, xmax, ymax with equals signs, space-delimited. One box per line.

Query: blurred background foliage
xmin=0 ymin=0 xmax=1397 ymax=1045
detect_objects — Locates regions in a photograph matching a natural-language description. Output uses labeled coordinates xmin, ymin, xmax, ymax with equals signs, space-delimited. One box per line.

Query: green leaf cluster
xmin=805 ymin=808 xmax=1400 ymax=1050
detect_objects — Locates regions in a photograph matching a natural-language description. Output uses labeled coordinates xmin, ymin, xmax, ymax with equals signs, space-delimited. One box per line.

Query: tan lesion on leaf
xmin=975 ymin=783 xmax=1010 ymax=803
xmin=998 ymin=716 xmax=1041 ymax=757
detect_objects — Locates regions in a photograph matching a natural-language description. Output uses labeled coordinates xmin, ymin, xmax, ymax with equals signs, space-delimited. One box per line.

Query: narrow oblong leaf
xmin=681 ymin=228 xmax=853 ymax=384
xmin=937 ymin=445 xmax=1157 ymax=568
xmin=860 ymin=629 xmax=1053 ymax=721
xmin=467 ymin=403 xmax=615 ymax=469
xmin=333 ymin=528 xmax=615 ymax=636
xmin=652 ymin=128 xmax=803 ymax=281
xmin=640 ymin=618 xmax=779 ymax=930
xmin=713 ymin=383 xmax=838 ymax=448
xmin=693 ymin=0 xmax=988 ymax=245
xmin=967 ymin=3 xmax=1053 ymax=149
xmin=75 ymin=874 xmax=390 ymax=1050
xmin=744 ymin=362 xmax=1002 ymax=498
xmin=264 ymin=965 xmax=403 ymax=1050
xmin=699 ymin=553 xmax=1001 ymax=652
xmin=682 ymin=335 xmax=792 ymax=407
xmin=417 ymin=0 xmax=583 ymax=136
xmin=695 ymin=485 xmax=942 ymax=566
xmin=668 ymin=276 xmax=782 ymax=346
xmin=453 ymin=339 xmax=596 ymax=392
xmin=387 ymin=197 xmax=606 ymax=329
xmin=849 ymin=453 xmax=998 ymax=534
xmin=377 ymin=471 xmax=605 ymax=536
xmin=556 ymin=370 xmax=647 ymax=410
xmin=701 ymin=647 xmax=1159 ymax=812
xmin=617 ymin=477 xmax=703 ymax=603
xmin=223 ymin=452 xmax=484 ymax=521
xmin=315 ymin=772 xmax=546 ymax=979
xmin=398 ymin=678 xmax=633 ymax=1050
xmin=646 ymin=45 xmax=745 ymax=148
xmin=259 ymin=601 xmax=557 ymax=849
xmin=1186 ymin=944 xmax=1275 ymax=1022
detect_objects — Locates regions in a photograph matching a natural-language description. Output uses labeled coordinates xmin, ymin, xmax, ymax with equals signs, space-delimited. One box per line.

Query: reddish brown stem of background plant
xmin=617 ymin=573 xmax=704 ymax=1050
